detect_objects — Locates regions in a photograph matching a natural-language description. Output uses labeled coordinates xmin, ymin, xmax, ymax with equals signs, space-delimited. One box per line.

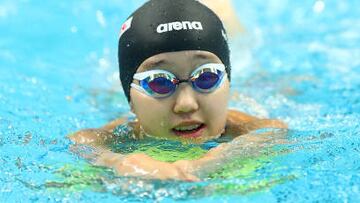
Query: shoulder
xmin=227 ymin=109 xmax=259 ymax=123
xmin=225 ymin=109 xmax=288 ymax=136
xmin=102 ymin=117 xmax=128 ymax=131
xmin=68 ymin=128 xmax=114 ymax=147
xmin=68 ymin=117 xmax=130 ymax=146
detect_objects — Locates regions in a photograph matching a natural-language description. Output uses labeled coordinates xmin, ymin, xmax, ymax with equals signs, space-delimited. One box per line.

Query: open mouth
xmin=172 ymin=123 xmax=206 ymax=138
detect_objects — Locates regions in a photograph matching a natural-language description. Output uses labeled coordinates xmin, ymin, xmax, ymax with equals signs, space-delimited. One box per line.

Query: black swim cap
xmin=118 ymin=0 xmax=231 ymax=102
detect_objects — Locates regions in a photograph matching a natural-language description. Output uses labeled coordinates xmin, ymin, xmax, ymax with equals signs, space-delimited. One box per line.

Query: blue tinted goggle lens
xmin=194 ymin=71 xmax=220 ymax=90
xmin=148 ymin=77 xmax=175 ymax=94
xmin=147 ymin=72 xmax=221 ymax=95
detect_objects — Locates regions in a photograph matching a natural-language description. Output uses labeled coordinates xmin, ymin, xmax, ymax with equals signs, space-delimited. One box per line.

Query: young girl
xmin=69 ymin=0 xmax=287 ymax=181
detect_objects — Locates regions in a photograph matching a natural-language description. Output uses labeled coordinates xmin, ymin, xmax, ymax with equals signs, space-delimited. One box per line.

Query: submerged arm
xmin=68 ymin=110 xmax=287 ymax=180
xmin=177 ymin=110 xmax=289 ymax=176
xmin=68 ymin=119 xmax=199 ymax=181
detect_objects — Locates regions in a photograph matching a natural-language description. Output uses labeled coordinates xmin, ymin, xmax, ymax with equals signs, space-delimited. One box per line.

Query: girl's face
xmin=130 ymin=50 xmax=230 ymax=143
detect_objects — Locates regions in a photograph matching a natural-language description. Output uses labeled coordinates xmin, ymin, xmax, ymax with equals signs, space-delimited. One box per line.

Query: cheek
xmin=204 ymin=81 xmax=229 ymax=112
xmin=202 ymin=81 xmax=229 ymax=130
xmin=130 ymin=90 xmax=172 ymax=133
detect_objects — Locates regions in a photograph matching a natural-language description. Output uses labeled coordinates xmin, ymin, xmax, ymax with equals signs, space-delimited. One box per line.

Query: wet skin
xmin=130 ymin=50 xmax=230 ymax=144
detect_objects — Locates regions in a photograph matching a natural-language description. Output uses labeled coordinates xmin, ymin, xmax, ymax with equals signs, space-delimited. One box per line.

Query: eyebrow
xmin=192 ymin=52 xmax=214 ymax=60
xmin=142 ymin=52 xmax=214 ymax=70
xmin=142 ymin=59 xmax=167 ymax=70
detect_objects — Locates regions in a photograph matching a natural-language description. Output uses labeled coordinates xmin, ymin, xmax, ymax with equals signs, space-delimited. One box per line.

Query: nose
xmin=173 ymin=84 xmax=199 ymax=114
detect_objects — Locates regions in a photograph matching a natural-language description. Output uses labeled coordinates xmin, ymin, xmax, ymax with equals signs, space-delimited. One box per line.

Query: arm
xmin=68 ymin=119 xmax=199 ymax=181
xmin=68 ymin=117 xmax=127 ymax=147
xmin=225 ymin=109 xmax=288 ymax=136
xmin=176 ymin=110 xmax=289 ymax=176
xmin=69 ymin=110 xmax=287 ymax=180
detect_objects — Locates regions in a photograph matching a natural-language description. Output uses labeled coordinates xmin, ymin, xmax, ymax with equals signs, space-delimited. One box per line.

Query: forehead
xmin=137 ymin=50 xmax=222 ymax=74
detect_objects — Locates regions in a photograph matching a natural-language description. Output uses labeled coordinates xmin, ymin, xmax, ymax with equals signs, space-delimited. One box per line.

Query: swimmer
xmin=69 ymin=0 xmax=287 ymax=181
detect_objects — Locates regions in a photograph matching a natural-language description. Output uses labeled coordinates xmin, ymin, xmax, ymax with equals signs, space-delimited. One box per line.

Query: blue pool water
xmin=1 ymin=0 xmax=360 ymax=202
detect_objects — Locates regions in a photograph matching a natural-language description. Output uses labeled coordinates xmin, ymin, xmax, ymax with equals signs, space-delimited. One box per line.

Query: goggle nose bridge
xmin=172 ymin=78 xmax=195 ymax=85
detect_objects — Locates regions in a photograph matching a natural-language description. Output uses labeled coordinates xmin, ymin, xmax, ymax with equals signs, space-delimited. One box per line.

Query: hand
xmin=96 ymin=152 xmax=200 ymax=182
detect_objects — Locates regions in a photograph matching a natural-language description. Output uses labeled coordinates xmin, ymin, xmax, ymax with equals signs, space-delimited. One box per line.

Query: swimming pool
xmin=1 ymin=0 xmax=359 ymax=202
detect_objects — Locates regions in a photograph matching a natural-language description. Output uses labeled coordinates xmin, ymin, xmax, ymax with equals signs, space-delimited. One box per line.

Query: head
xmin=118 ymin=0 xmax=231 ymax=143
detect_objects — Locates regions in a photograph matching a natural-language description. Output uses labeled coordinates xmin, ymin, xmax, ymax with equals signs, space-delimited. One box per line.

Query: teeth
xmin=174 ymin=124 xmax=201 ymax=131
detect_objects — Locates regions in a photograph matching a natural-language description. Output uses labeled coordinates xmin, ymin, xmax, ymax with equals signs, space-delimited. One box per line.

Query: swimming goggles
xmin=131 ymin=63 xmax=226 ymax=98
